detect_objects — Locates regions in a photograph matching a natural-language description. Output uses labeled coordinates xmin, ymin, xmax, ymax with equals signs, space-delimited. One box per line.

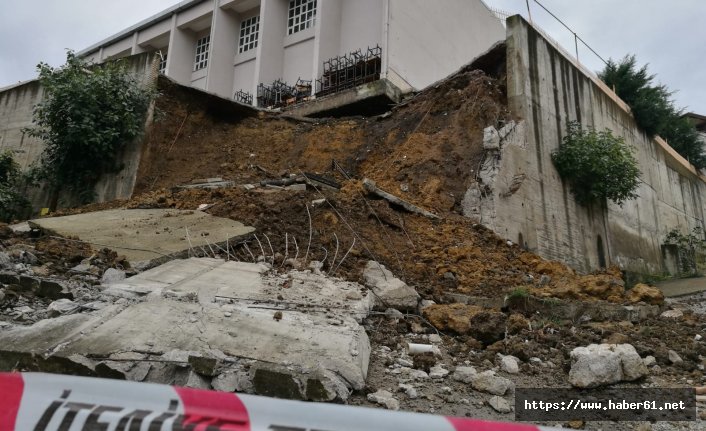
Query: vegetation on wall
xmin=552 ymin=121 xmax=640 ymax=206
xmin=0 ymin=151 xmax=30 ymax=222
xmin=26 ymin=51 xmax=154 ymax=206
xmin=664 ymin=227 xmax=706 ymax=276
xmin=599 ymin=55 xmax=706 ymax=169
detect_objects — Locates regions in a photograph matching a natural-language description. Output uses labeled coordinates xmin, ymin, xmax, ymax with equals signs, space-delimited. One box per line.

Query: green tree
xmin=26 ymin=51 xmax=153 ymax=207
xmin=552 ymin=122 xmax=640 ymax=206
xmin=599 ymin=55 xmax=705 ymax=169
xmin=0 ymin=151 xmax=30 ymax=222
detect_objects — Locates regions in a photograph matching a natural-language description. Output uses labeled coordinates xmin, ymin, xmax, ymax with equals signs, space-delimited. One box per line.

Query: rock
xmin=422 ymin=304 xmax=506 ymax=344
xmin=185 ymin=371 xmax=211 ymax=389
xmin=398 ymin=383 xmax=418 ymax=399
xmin=627 ymin=284 xmax=664 ymax=305
xmin=429 ymin=365 xmax=449 ymax=379
xmin=452 ymin=366 xmax=478 ymax=383
xmin=47 ymin=299 xmax=79 ymax=317
xmin=101 ymin=268 xmax=126 ymax=284
xmin=499 ymin=355 xmax=520 ymax=374
xmin=363 ymin=261 xmax=419 ymax=311
xmin=367 ymin=390 xmax=400 ymax=410
xmin=0 ymin=289 xmax=4 ymax=302
xmin=471 ymin=371 xmax=514 ymax=396
xmin=695 ymin=334 xmax=702 ymax=341
xmin=311 ymin=199 xmax=326 ymax=207
xmin=0 ymin=273 xmax=19 ymax=285
xmin=483 ymin=126 xmax=501 ymax=150
xmin=668 ymin=350 xmax=683 ymax=365
xmin=488 ymin=396 xmax=512 ymax=413
xmin=385 ymin=308 xmax=404 ymax=320
xmin=428 ymin=334 xmax=442 ymax=344
xmin=660 ymin=309 xmax=683 ymax=319
xmin=19 ymin=251 xmax=38 ymax=265
xmin=18 ymin=275 xmax=40 ymax=292
xmin=0 ymin=252 xmax=11 ymax=270
xmin=38 ymin=279 xmax=73 ymax=300
xmin=568 ymin=344 xmax=648 ymax=388
xmin=212 ymin=370 xmax=251 ymax=393
xmin=188 ymin=355 xmax=221 ymax=377
xmin=396 ymin=358 xmax=413 ymax=368
xmin=643 ymin=356 xmax=656 ymax=367
xmin=405 ymin=368 xmax=430 ymax=381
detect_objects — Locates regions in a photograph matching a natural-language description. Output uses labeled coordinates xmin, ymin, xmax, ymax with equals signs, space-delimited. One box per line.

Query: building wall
xmin=479 ymin=16 xmax=706 ymax=278
xmin=386 ymin=0 xmax=505 ymax=91
xmin=0 ymin=53 xmax=158 ymax=211
xmin=79 ymin=0 xmax=504 ymax=104
xmin=339 ymin=0 xmax=383 ymax=55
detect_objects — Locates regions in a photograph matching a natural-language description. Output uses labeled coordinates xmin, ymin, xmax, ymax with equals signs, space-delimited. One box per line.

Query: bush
xmin=599 ymin=55 xmax=706 ymax=169
xmin=26 ymin=51 xmax=154 ymax=204
xmin=664 ymin=227 xmax=706 ymax=276
xmin=552 ymin=122 xmax=640 ymax=206
xmin=0 ymin=151 xmax=30 ymax=222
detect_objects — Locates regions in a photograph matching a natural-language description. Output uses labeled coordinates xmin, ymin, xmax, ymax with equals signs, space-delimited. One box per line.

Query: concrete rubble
xmin=0 ymin=257 xmax=378 ymax=401
xmin=568 ymin=344 xmax=648 ymax=388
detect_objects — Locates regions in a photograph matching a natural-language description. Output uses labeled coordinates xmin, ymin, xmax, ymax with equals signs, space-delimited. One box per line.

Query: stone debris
xmin=367 ymin=390 xmax=400 ymax=410
xmin=488 ymin=395 xmax=512 ymax=413
xmin=101 ymin=268 xmax=126 ymax=284
xmin=398 ymin=383 xmax=418 ymax=399
xmin=660 ymin=309 xmax=684 ymax=319
xmin=363 ymin=261 xmax=420 ymax=311
xmin=668 ymin=350 xmax=683 ymax=365
xmin=470 ymin=370 xmax=514 ymax=396
xmin=626 ymin=283 xmax=665 ymax=305
xmin=568 ymin=344 xmax=648 ymax=388
xmin=498 ymin=355 xmax=520 ymax=374
xmin=452 ymin=366 xmax=478 ymax=383
xmin=428 ymin=365 xmax=450 ymax=379
xmin=47 ymin=299 xmax=80 ymax=317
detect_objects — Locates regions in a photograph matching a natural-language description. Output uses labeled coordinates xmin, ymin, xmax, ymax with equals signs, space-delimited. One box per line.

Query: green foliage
xmin=552 ymin=122 xmax=640 ymax=206
xmin=0 ymin=151 xmax=30 ymax=222
xmin=26 ymin=51 xmax=153 ymax=202
xmin=599 ymin=55 xmax=706 ymax=169
xmin=664 ymin=227 xmax=706 ymax=276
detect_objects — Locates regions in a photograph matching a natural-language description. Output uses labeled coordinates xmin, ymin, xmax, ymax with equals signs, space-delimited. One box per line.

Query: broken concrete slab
xmin=28 ymin=209 xmax=255 ymax=268
xmin=0 ymin=258 xmax=372 ymax=402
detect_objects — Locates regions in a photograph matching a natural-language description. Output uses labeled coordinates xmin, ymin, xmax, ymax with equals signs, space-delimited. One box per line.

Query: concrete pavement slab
xmin=28 ymin=209 xmax=255 ymax=267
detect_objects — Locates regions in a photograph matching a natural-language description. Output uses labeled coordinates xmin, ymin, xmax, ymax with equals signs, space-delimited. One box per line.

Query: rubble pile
xmin=2 ymin=60 xmax=706 ymax=429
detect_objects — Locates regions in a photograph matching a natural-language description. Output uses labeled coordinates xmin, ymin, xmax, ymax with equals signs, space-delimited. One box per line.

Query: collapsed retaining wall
xmin=475 ymin=15 xmax=706 ymax=278
xmin=0 ymin=52 xmax=158 ymax=211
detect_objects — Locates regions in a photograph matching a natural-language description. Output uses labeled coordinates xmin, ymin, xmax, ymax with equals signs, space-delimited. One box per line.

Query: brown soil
xmin=50 ymin=66 xmax=661 ymax=305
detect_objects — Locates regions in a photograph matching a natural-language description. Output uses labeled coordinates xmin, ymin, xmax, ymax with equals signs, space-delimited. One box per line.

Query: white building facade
xmin=80 ymin=0 xmax=504 ymax=107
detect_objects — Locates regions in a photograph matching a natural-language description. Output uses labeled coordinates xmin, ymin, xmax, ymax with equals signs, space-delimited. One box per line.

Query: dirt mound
xmin=47 ymin=63 xmax=654 ymax=304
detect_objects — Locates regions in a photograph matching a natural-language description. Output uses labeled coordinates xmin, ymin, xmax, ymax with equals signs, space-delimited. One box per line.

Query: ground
xmin=2 ymin=61 xmax=706 ymax=430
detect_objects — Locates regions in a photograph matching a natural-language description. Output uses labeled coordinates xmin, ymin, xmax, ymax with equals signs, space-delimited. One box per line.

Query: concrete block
xmin=363 ymin=261 xmax=420 ymax=311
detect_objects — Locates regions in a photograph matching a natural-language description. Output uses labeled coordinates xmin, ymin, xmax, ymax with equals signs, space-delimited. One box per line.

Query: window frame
xmin=194 ymin=34 xmax=211 ymax=71
xmin=238 ymin=15 xmax=260 ymax=54
xmin=287 ymin=0 xmax=317 ymax=35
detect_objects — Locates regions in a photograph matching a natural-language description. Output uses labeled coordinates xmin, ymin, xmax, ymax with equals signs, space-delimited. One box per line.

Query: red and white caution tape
xmin=0 ymin=373 xmax=557 ymax=431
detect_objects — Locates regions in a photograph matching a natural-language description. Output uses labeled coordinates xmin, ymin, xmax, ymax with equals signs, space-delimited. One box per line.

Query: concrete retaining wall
xmin=0 ymin=52 xmax=158 ymax=212
xmin=476 ymin=15 xmax=706 ymax=279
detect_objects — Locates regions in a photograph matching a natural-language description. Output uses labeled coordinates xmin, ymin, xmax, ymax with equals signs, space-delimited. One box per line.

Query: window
xmin=239 ymin=15 xmax=260 ymax=54
xmin=158 ymin=53 xmax=167 ymax=74
xmin=287 ymin=0 xmax=316 ymax=35
xmin=194 ymin=35 xmax=210 ymax=71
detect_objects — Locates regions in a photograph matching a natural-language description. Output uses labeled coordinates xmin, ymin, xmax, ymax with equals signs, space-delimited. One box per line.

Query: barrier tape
xmin=0 ymin=373 xmax=558 ymax=431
